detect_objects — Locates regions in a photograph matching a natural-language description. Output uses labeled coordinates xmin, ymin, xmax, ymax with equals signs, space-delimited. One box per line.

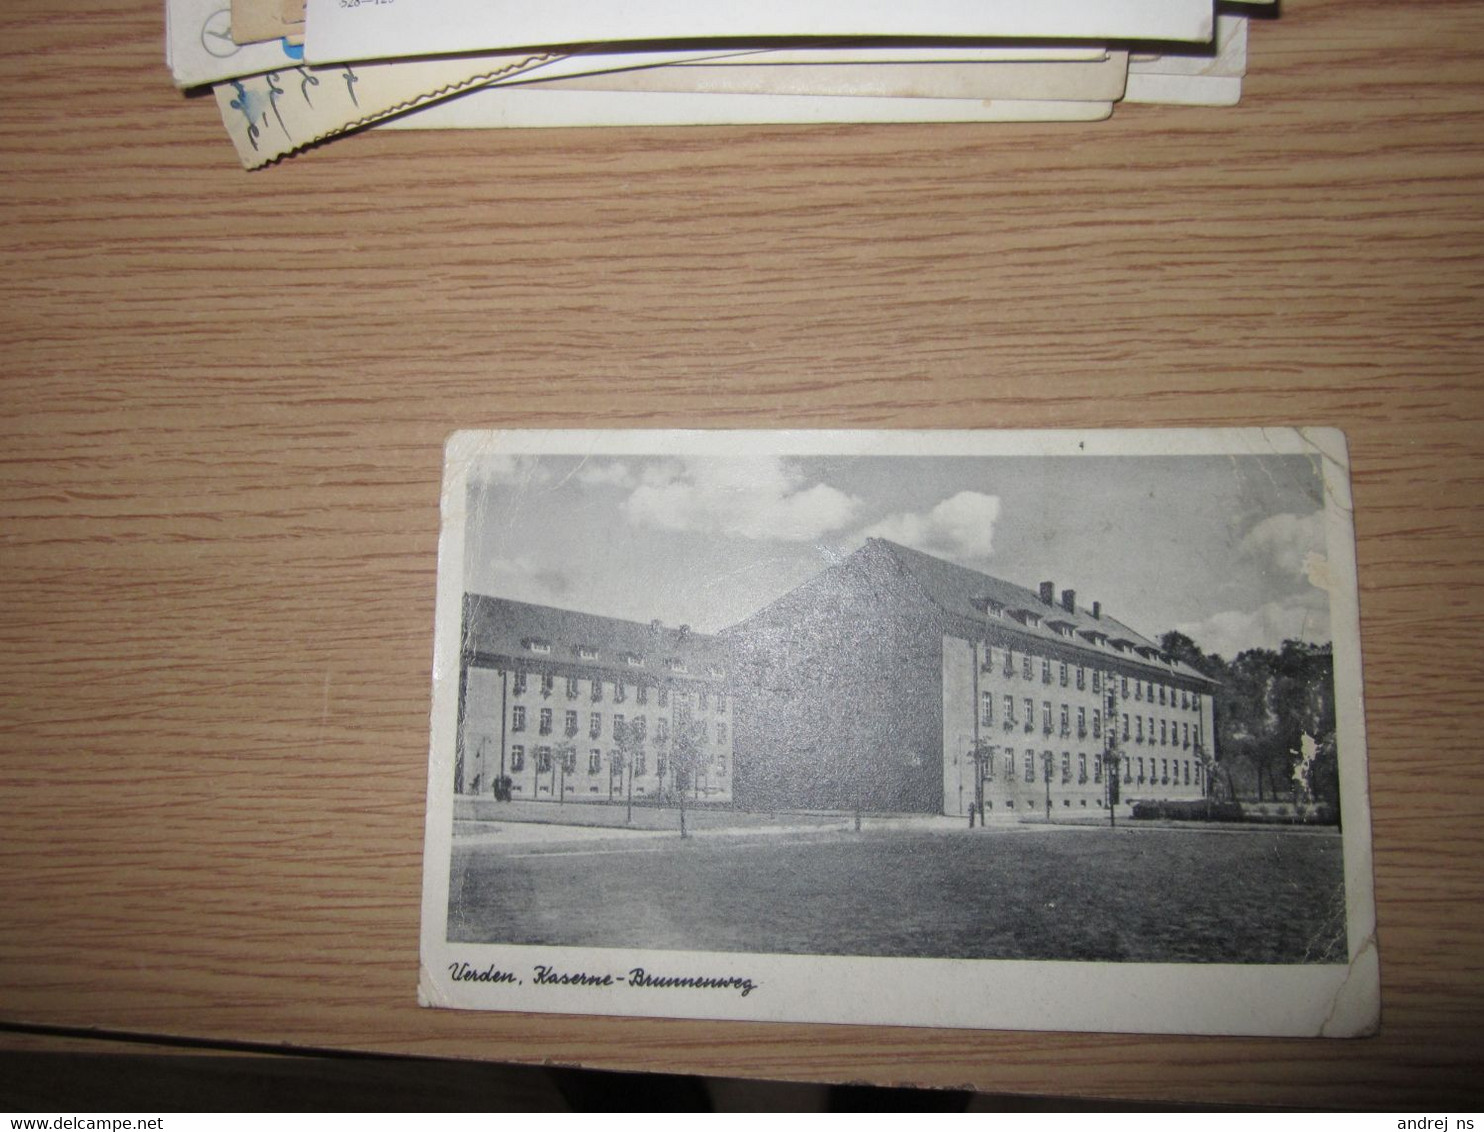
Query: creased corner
xmin=419 ymin=960 xmax=452 ymax=1010
xmin=1298 ymin=426 xmax=1351 ymax=474
xmin=1318 ymin=931 xmax=1380 ymax=1037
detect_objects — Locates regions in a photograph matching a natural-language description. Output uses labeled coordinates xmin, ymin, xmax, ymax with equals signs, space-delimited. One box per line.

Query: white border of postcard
xmin=307 ymin=0 xmax=1214 ymax=66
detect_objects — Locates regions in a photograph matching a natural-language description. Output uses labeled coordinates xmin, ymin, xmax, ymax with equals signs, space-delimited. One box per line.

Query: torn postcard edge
xmin=420 ymin=427 xmax=1378 ymax=1037
xmin=213 ymin=53 xmax=562 ymax=168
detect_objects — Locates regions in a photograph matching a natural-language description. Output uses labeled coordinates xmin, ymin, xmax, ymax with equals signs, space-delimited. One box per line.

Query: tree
xmin=556 ymin=743 xmax=575 ymax=806
xmin=669 ymin=716 xmax=708 ymax=839
xmin=1157 ymin=630 xmax=1214 ymax=675
xmin=615 ymin=722 xmax=645 ymax=825
xmin=1305 ymin=731 xmax=1341 ymax=825
xmin=1158 ymin=630 xmax=1337 ymax=817
xmin=1103 ymin=684 xmax=1123 ymax=827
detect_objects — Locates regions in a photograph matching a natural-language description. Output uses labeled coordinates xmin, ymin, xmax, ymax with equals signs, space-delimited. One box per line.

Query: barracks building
xmin=721 ymin=539 xmax=1217 ymax=818
xmin=455 ymin=539 xmax=1216 ymax=818
xmin=456 ymin=595 xmax=734 ymax=805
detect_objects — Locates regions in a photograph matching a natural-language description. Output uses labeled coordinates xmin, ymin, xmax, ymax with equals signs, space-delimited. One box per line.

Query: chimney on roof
xmin=1092 ymin=601 xmax=1102 ymax=620
xmin=649 ymin=619 xmax=662 ymax=636
xmin=1061 ymin=588 xmax=1076 ymax=614
xmin=678 ymin=624 xmax=691 ymax=642
xmin=1039 ymin=580 xmax=1055 ymax=605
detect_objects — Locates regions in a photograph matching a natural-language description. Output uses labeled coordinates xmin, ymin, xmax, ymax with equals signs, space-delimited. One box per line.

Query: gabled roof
xmin=867 ymin=539 xmax=1213 ymax=685
xmin=462 ymin=594 xmax=726 ymax=680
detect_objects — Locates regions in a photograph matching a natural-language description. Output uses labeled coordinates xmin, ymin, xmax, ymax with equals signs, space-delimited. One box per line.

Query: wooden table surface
xmin=3 ymin=0 xmax=1482 ymax=1109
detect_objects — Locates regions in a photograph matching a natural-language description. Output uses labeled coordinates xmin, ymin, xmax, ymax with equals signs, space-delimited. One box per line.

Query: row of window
xmin=521 ymin=637 xmax=722 ymax=678
xmin=983 ymin=749 xmax=1202 ymax=789
xmin=982 ymin=647 xmax=1201 ymax=711
xmin=511 ymin=672 xmax=727 ymax=713
xmin=510 ymin=707 xmax=728 ymax=746
xmin=508 ymin=744 xmax=729 ymax=779
xmin=986 ymin=797 xmax=1105 ymax=811
xmin=980 ymin=695 xmax=1202 ymax=749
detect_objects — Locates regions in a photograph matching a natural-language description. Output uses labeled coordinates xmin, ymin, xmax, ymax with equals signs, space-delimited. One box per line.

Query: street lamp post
xmin=1043 ymin=752 xmax=1052 ymax=820
xmin=971 ymin=741 xmax=994 ymax=830
xmin=625 ymin=752 xmax=635 ymax=824
xmin=1104 ymin=687 xmax=1121 ymax=829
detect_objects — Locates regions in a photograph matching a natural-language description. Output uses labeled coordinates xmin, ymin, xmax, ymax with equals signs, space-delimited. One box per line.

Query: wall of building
xmin=457 ymin=663 xmax=733 ymax=805
xmin=941 ymin=631 xmax=1212 ymax=818
xmin=727 ymin=550 xmax=945 ymax=813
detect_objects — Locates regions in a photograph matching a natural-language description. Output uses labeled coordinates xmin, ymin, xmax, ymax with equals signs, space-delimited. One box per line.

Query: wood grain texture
xmin=2 ymin=0 xmax=1482 ymax=1108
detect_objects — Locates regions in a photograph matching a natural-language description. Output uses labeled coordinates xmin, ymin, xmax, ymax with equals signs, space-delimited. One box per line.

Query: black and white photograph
xmin=419 ymin=429 xmax=1377 ymax=1037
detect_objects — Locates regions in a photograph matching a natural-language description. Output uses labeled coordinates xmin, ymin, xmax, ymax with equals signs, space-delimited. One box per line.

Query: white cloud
xmin=468 ymin=455 xmax=553 ymax=488
xmin=486 ymin=556 xmax=572 ymax=603
xmin=574 ymin=460 xmax=635 ymax=488
xmin=621 ymin=457 xmax=859 ymax=542
xmin=861 ymin=491 xmax=1002 ymax=563
xmin=1175 ymin=589 xmax=1331 ymax=660
xmin=1240 ymin=511 xmax=1326 ymax=579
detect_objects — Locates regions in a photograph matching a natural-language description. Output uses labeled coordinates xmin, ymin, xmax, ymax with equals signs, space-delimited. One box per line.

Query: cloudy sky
xmin=460 ymin=446 xmax=1333 ymax=660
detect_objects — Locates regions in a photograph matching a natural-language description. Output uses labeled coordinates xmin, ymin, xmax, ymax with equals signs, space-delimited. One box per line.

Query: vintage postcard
xmin=1126 ymin=13 xmax=1249 ymax=107
xmin=168 ymin=0 xmax=304 ymax=88
xmin=527 ymin=54 xmax=1130 ymax=104
xmin=213 ymin=52 xmax=561 ymax=168
xmin=383 ymin=89 xmax=1115 ymax=131
xmin=305 ymin=0 xmax=1215 ymax=67
xmin=420 ymin=429 xmax=1377 ymax=1036
xmin=230 ymin=0 xmax=304 ymax=47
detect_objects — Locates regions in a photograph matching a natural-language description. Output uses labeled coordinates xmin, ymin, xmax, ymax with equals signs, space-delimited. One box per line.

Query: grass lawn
xmin=448 ymin=825 xmax=1349 ymax=964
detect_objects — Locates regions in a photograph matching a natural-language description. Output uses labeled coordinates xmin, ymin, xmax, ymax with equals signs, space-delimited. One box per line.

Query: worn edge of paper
xmin=213 ymin=54 xmax=562 ymax=169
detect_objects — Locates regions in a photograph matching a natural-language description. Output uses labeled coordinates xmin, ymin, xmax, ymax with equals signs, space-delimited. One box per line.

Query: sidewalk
xmin=454 ymin=795 xmax=856 ymax=834
xmin=450 ymin=796 xmax=1333 ymax=842
xmin=455 ymin=797 xmax=1045 ymax=842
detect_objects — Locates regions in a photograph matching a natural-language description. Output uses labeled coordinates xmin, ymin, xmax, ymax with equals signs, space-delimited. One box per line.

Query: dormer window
xmin=624 ymin=652 xmax=644 ymax=667
xmin=664 ymin=658 xmax=687 ymax=672
xmin=576 ymin=644 xmax=598 ymax=660
xmin=523 ymin=638 xmax=552 ymax=654
xmin=973 ymin=597 xmax=1006 ymax=618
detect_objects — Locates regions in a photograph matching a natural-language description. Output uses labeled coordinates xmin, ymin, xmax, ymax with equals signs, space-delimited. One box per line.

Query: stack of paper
xmin=165 ymin=0 xmax=1269 ymax=169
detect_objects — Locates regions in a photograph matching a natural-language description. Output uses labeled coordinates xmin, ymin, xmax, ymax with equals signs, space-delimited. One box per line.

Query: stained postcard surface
xmin=420 ymin=429 xmax=1377 ymax=1036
